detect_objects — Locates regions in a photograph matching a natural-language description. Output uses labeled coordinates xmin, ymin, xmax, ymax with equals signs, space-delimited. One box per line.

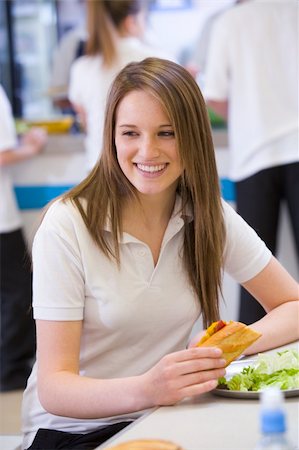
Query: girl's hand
xmin=143 ymin=347 xmax=226 ymax=406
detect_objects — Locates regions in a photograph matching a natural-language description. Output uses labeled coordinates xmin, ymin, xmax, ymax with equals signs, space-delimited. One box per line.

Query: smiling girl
xmin=22 ymin=58 xmax=299 ymax=450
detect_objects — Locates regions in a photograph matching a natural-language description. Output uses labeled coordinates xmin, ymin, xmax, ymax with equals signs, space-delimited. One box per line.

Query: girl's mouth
xmin=135 ymin=163 xmax=167 ymax=174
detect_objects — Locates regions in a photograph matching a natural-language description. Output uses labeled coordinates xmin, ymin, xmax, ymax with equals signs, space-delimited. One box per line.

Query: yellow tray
xmin=24 ymin=116 xmax=74 ymax=134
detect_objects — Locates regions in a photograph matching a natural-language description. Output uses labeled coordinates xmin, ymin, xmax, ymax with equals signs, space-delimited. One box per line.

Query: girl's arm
xmin=241 ymin=256 xmax=299 ymax=354
xmin=36 ymin=319 xmax=226 ymax=419
xmin=188 ymin=257 xmax=298 ymax=353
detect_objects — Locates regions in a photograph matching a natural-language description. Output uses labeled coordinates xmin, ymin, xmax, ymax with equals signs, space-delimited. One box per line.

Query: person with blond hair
xmin=22 ymin=58 xmax=298 ymax=450
xmin=69 ymin=0 xmax=173 ymax=173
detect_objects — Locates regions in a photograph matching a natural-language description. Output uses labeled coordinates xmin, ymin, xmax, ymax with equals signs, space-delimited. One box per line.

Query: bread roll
xmin=106 ymin=439 xmax=184 ymax=449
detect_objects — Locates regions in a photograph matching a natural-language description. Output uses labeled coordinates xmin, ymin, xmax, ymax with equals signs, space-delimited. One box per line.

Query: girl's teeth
xmin=137 ymin=164 xmax=165 ymax=173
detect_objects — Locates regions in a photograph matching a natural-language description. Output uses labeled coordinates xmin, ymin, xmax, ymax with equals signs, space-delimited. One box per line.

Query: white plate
xmin=212 ymin=358 xmax=299 ymax=399
xmin=213 ymin=386 xmax=299 ymax=399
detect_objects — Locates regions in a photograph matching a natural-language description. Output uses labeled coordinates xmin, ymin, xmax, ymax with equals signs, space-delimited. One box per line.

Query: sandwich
xmin=196 ymin=320 xmax=262 ymax=366
xmin=107 ymin=439 xmax=184 ymax=450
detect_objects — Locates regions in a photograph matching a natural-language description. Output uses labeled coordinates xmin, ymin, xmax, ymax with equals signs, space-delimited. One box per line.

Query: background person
xmin=49 ymin=25 xmax=87 ymax=114
xmin=68 ymin=0 xmax=174 ymax=174
xmin=185 ymin=2 xmax=233 ymax=87
xmin=0 ymin=84 xmax=47 ymax=392
xmin=203 ymin=0 xmax=299 ymax=324
xmin=22 ymin=58 xmax=299 ymax=450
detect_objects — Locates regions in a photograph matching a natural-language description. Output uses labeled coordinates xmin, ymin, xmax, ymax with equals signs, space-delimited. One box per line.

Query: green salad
xmin=218 ymin=349 xmax=299 ymax=392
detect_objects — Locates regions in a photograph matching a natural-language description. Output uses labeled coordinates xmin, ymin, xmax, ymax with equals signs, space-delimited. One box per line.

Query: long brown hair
xmin=86 ymin=0 xmax=145 ymax=65
xmin=64 ymin=58 xmax=225 ymax=327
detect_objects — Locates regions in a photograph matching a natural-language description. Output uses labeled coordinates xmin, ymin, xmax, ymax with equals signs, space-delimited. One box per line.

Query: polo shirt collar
xmin=103 ymin=194 xmax=193 ymax=244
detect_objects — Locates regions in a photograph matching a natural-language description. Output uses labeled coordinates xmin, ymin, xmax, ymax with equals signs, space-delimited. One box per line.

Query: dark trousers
xmin=236 ymin=162 xmax=299 ymax=324
xmin=0 ymin=228 xmax=36 ymax=391
xmin=26 ymin=421 xmax=132 ymax=450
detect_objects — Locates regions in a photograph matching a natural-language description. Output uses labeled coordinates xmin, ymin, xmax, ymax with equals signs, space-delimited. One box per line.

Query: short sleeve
xmin=32 ymin=200 xmax=85 ymax=321
xmin=222 ymin=200 xmax=272 ymax=283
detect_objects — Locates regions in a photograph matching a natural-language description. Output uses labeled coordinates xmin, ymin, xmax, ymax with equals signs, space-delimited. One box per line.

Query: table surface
xmin=96 ymin=343 xmax=299 ymax=450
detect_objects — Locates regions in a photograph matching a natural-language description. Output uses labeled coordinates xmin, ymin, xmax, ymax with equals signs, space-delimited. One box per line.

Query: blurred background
xmin=0 ymin=0 xmax=234 ymax=118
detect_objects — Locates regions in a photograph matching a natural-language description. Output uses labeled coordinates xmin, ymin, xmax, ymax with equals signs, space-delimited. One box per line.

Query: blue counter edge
xmin=14 ymin=179 xmax=235 ymax=210
xmin=14 ymin=185 xmax=74 ymax=210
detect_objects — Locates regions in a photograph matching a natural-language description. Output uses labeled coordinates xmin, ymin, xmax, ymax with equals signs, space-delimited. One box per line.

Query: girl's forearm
xmin=243 ymin=300 xmax=299 ymax=355
xmin=38 ymin=371 xmax=151 ymax=419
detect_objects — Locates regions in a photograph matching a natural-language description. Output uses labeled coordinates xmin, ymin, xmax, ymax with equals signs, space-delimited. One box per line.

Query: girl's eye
xmin=122 ymin=131 xmax=138 ymax=137
xmin=159 ymin=130 xmax=175 ymax=137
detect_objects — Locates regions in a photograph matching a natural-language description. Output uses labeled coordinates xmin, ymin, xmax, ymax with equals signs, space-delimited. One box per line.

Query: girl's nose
xmin=139 ymin=136 xmax=160 ymax=159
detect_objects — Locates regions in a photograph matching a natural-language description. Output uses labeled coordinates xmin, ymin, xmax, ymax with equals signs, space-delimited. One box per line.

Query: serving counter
xmin=96 ymin=344 xmax=299 ymax=450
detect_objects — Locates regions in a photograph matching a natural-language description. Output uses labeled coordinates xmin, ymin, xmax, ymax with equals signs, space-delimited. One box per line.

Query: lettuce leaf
xmin=218 ymin=349 xmax=299 ymax=392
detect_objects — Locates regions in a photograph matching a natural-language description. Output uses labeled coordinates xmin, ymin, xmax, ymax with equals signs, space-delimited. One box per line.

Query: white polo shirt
xmin=203 ymin=0 xmax=298 ymax=181
xmin=22 ymin=196 xmax=271 ymax=448
xmin=69 ymin=37 xmax=174 ymax=172
xmin=0 ymin=85 xmax=22 ymax=233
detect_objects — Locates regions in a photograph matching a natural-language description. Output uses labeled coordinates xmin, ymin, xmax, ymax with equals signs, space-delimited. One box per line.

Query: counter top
xmin=97 ymin=344 xmax=299 ymax=450
xmin=42 ymin=133 xmax=85 ymax=154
